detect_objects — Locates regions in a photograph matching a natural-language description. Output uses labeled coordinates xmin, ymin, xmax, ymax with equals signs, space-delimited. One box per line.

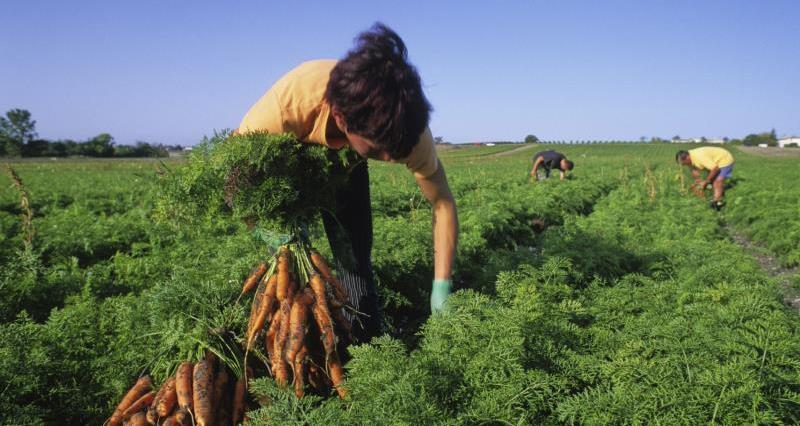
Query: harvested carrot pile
xmin=107 ymin=353 xmax=247 ymax=426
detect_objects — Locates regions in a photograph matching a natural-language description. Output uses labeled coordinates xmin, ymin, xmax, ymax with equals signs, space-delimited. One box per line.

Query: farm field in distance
xmin=2 ymin=143 xmax=799 ymax=425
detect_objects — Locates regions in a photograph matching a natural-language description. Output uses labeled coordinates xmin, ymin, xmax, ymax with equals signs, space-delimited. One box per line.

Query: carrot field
xmin=2 ymin=143 xmax=799 ymax=425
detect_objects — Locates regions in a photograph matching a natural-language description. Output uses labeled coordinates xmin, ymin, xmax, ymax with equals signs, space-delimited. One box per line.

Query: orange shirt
xmin=238 ymin=59 xmax=439 ymax=178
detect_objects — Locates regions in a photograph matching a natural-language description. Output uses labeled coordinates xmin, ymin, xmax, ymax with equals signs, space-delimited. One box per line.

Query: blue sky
xmin=1 ymin=0 xmax=798 ymax=145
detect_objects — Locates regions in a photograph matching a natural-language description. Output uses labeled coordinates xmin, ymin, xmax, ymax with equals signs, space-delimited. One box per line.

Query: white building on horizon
xmin=778 ymin=137 xmax=800 ymax=148
xmin=672 ymin=137 xmax=726 ymax=144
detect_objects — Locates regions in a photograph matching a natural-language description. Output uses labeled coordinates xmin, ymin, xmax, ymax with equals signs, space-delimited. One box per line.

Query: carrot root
xmin=328 ymin=354 xmax=347 ymax=399
xmin=240 ymin=262 xmax=268 ymax=297
xmin=193 ymin=355 xmax=215 ymax=426
xmin=156 ymin=376 xmax=178 ymax=418
xmin=247 ymin=274 xmax=278 ymax=350
xmin=107 ymin=375 xmax=152 ymax=426
xmin=310 ymin=250 xmax=349 ymax=303
xmin=293 ymin=346 xmax=308 ymax=398
xmin=231 ymin=367 xmax=250 ymax=426
xmin=175 ymin=362 xmax=194 ymax=411
xmin=121 ymin=391 xmax=156 ymax=420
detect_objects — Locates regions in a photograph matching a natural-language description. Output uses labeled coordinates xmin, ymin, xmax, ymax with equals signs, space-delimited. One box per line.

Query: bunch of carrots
xmin=106 ymin=352 xmax=246 ymax=426
xmin=240 ymin=242 xmax=352 ymax=399
xmin=689 ymin=182 xmax=707 ymax=198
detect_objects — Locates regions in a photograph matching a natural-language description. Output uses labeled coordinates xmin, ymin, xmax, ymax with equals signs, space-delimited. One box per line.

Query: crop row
xmin=724 ymin=150 xmax=800 ymax=267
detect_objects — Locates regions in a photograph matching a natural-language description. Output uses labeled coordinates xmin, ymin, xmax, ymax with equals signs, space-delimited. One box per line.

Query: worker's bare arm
xmin=530 ymin=156 xmax=544 ymax=177
xmin=415 ymin=161 xmax=458 ymax=281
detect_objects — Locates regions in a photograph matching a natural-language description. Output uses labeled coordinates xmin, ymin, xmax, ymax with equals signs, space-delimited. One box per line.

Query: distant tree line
xmin=0 ymin=109 xmax=178 ymax=157
xmin=740 ymin=129 xmax=778 ymax=147
xmin=537 ymin=139 xmax=641 ymax=144
xmin=523 ymin=129 xmax=784 ymax=146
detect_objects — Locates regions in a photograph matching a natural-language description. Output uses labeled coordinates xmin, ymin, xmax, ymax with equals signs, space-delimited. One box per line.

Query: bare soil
xmin=493 ymin=143 xmax=539 ymax=157
xmin=736 ymin=146 xmax=800 ymax=158
xmin=726 ymin=225 xmax=800 ymax=310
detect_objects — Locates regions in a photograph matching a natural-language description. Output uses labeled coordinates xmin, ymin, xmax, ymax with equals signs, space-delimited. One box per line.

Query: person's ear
xmin=331 ymin=108 xmax=347 ymax=133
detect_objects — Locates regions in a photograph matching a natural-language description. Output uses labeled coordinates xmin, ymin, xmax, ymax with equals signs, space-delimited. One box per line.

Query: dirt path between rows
xmin=725 ymin=224 xmax=800 ymax=310
xmin=492 ymin=143 xmax=539 ymax=157
xmin=736 ymin=146 xmax=800 ymax=158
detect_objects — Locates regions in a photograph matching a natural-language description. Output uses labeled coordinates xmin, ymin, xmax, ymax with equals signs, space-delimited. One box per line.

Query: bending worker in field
xmin=675 ymin=146 xmax=734 ymax=210
xmin=235 ymin=23 xmax=458 ymax=342
xmin=530 ymin=150 xmax=574 ymax=181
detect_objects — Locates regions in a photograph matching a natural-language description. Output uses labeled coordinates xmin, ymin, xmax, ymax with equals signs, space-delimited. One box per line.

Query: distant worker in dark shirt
xmin=530 ymin=150 xmax=574 ymax=182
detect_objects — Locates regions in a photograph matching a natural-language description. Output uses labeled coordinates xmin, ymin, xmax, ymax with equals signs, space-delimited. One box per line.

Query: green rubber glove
xmin=252 ymin=227 xmax=293 ymax=250
xmin=430 ymin=279 xmax=452 ymax=313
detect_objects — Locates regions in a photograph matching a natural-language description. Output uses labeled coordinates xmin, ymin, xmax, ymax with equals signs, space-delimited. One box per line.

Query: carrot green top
xmin=238 ymin=59 xmax=439 ymax=178
xmin=689 ymin=146 xmax=734 ymax=170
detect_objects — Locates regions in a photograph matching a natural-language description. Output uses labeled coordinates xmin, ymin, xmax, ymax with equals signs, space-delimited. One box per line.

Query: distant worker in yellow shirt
xmin=675 ymin=147 xmax=734 ymax=210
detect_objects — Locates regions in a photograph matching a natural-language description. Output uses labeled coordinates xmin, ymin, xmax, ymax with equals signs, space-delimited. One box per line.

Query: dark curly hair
xmin=675 ymin=150 xmax=689 ymax=163
xmin=325 ymin=23 xmax=431 ymax=159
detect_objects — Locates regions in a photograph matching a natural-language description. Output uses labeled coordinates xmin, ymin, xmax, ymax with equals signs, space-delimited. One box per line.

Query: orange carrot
xmin=272 ymin=314 xmax=289 ymax=386
xmin=240 ymin=262 xmax=268 ymax=296
xmin=212 ymin=368 xmax=229 ymax=417
xmin=277 ymin=277 xmax=297 ymax=342
xmin=161 ymin=409 xmax=189 ymax=426
xmin=246 ymin=273 xmax=278 ymax=349
xmin=273 ymin=273 xmax=297 ymax=382
xmin=121 ymin=391 xmax=155 ymax=420
xmin=156 ymin=376 xmax=178 ymax=418
xmin=293 ymin=345 xmax=308 ymax=398
xmin=312 ymin=304 xmax=336 ymax=363
xmin=107 ymin=375 xmax=152 ymax=426
xmin=276 ymin=250 xmax=291 ymax=302
xmin=175 ymin=362 xmax=194 ymax=411
xmin=262 ymin=272 xmax=279 ymax=322
xmin=273 ymin=294 xmax=296 ymax=387
xmin=231 ymin=367 xmax=250 ymax=426
xmin=308 ymin=274 xmax=330 ymax=307
xmin=285 ymin=291 xmax=313 ymax=370
xmin=203 ymin=351 xmax=218 ymax=371
xmin=173 ymin=408 xmax=191 ymax=426
xmin=146 ymin=409 xmax=157 ymax=425
xmin=265 ymin=308 xmax=282 ymax=361
xmin=309 ymin=274 xmax=336 ymax=359
xmin=310 ymin=250 xmax=348 ymax=303
xmin=245 ymin=276 xmax=268 ymax=343
xmin=214 ymin=387 xmax=232 ymax=426
xmin=214 ymin=398 xmax=231 ymax=426
xmin=128 ymin=411 xmax=149 ymax=426
xmin=328 ymin=354 xmax=347 ymax=399
xmin=193 ymin=357 xmax=215 ymax=426
xmin=148 ymin=376 xmax=174 ymax=421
